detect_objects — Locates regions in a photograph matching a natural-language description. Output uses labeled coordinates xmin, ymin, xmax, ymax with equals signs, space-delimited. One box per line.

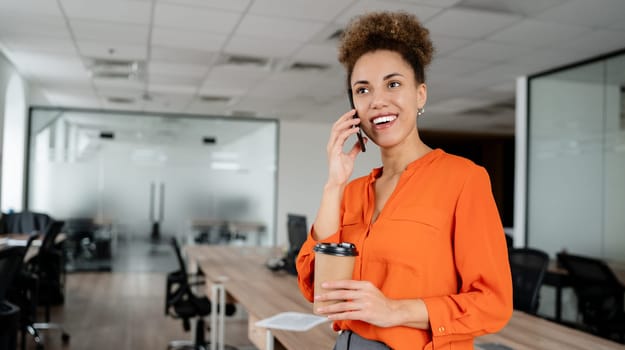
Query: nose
xmin=369 ymin=90 xmax=388 ymax=110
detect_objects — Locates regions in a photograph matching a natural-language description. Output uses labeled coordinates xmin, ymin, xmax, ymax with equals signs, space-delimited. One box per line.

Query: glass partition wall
xmin=527 ymin=51 xmax=625 ymax=263
xmin=27 ymin=108 xmax=278 ymax=247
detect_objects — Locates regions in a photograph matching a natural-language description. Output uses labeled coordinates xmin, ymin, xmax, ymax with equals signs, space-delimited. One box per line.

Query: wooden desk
xmin=185 ymin=245 xmax=335 ymax=350
xmin=0 ymin=233 xmax=67 ymax=261
xmin=477 ymin=311 xmax=625 ymax=350
xmin=186 ymin=246 xmax=625 ymax=350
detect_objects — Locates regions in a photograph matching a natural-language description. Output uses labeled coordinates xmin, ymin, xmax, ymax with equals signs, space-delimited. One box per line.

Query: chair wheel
xmin=62 ymin=333 xmax=70 ymax=343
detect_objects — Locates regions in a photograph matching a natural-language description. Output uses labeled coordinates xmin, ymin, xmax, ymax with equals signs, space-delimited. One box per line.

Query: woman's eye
xmin=388 ymin=81 xmax=400 ymax=88
xmin=356 ymin=87 xmax=369 ymax=94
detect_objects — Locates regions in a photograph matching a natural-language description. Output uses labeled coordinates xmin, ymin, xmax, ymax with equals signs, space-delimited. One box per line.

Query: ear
xmin=417 ymin=83 xmax=427 ymax=108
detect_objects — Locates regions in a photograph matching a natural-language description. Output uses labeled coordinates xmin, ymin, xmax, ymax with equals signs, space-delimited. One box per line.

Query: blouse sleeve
xmin=422 ymin=166 xmax=513 ymax=348
xmin=296 ymin=226 xmax=341 ymax=302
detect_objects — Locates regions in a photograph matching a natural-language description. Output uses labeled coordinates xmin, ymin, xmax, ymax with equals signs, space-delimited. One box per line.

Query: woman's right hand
xmin=326 ymin=109 xmax=366 ymax=187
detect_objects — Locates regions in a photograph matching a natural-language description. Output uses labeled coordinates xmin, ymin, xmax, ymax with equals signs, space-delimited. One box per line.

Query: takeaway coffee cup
xmin=313 ymin=242 xmax=358 ymax=313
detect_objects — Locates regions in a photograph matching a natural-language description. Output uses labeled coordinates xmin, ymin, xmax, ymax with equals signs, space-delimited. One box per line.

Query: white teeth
xmin=373 ymin=115 xmax=397 ymax=125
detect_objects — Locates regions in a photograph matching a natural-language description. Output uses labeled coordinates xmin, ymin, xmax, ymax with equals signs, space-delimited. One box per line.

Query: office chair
xmin=165 ymin=237 xmax=236 ymax=350
xmin=6 ymin=234 xmax=45 ymax=350
xmin=508 ymin=247 xmax=549 ymax=315
xmin=23 ymin=220 xmax=70 ymax=347
xmin=1 ymin=246 xmax=26 ymax=350
xmin=557 ymin=253 xmax=625 ymax=343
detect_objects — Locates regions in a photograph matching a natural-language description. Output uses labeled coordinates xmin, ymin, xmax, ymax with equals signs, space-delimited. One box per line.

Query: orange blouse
xmin=296 ymin=149 xmax=512 ymax=350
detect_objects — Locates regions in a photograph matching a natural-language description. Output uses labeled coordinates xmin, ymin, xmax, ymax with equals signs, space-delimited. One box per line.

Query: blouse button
xmin=438 ymin=326 xmax=446 ymax=333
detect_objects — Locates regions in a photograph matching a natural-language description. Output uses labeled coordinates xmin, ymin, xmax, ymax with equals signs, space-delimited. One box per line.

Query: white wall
xmin=276 ymin=120 xmax=381 ymax=247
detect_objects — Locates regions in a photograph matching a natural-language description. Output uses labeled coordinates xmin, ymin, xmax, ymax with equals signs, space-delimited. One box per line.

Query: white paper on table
xmin=255 ymin=312 xmax=329 ymax=332
xmin=0 ymin=238 xmax=7 ymax=245
xmin=7 ymin=239 xmax=41 ymax=247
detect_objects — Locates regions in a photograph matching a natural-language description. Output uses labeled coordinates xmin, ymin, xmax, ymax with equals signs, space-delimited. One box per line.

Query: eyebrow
xmin=352 ymin=72 xmax=404 ymax=87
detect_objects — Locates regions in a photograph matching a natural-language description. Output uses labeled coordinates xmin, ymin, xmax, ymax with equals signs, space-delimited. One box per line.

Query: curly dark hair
xmin=338 ymin=11 xmax=434 ymax=86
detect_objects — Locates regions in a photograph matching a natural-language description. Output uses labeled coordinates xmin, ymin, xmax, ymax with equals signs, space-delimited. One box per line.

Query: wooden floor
xmin=20 ymin=272 xmax=255 ymax=350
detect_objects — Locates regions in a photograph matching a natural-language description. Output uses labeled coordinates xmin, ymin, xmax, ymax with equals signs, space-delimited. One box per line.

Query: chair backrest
xmin=0 ymin=246 xmax=26 ymax=301
xmin=508 ymin=247 xmax=549 ymax=314
xmin=287 ymin=214 xmax=307 ymax=255
xmin=170 ymin=237 xmax=188 ymax=276
xmin=557 ymin=253 xmax=625 ymax=323
xmin=2 ymin=211 xmax=52 ymax=234
xmin=40 ymin=220 xmax=65 ymax=251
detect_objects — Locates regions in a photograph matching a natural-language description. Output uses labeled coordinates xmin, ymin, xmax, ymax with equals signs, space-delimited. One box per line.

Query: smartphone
xmin=348 ymin=89 xmax=366 ymax=152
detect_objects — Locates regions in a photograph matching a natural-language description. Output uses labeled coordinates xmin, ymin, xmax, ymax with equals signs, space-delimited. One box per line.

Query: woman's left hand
xmin=314 ymin=280 xmax=399 ymax=328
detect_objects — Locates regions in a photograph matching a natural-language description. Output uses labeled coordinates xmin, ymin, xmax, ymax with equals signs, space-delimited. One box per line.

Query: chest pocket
xmin=377 ymin=205 xmax=451 ymax=264
xmin=341 ymin=210 xmax=366 ymax=243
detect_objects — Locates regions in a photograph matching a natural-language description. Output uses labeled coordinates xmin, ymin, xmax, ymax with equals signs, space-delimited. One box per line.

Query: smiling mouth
xmin=372 ymin=115 xmax=397 ymax=125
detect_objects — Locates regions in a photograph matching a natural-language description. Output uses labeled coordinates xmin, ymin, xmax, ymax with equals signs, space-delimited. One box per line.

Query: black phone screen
xmin=348 ymin=89 xmax=366 ymax=152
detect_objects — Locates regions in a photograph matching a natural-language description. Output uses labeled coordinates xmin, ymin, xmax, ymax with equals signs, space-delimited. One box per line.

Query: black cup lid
xmin=313 ymin=242 xmax=358 ymax=256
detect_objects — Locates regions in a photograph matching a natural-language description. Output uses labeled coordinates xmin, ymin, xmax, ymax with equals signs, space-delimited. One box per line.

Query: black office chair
xmin=7 ymin=234 xmax=45 ymax=350
xmin=508 ymin=247 xmax=549 ymax=315
xmin=23 ymin=220 xmax=70 ymax=347
xmin=1 ymin=246 xmax=26 ymax=350
xmin=165 ymin=238 xmax=236 ymax=350
xmin=557 ymin=253 xmax=625 ymax=343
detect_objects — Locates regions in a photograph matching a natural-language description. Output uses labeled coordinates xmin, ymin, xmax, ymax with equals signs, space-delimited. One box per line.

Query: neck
xmin=380 ymin=132 xmax=431 ymax=177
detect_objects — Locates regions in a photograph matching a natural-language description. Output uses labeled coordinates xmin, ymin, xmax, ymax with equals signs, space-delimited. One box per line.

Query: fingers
xmin=327 ymin=110 xmax=361 ymax=152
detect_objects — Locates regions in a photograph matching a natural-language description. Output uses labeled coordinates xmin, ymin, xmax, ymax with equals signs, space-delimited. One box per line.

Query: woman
xmin=296 ymin=11 xmax=512 ymax=350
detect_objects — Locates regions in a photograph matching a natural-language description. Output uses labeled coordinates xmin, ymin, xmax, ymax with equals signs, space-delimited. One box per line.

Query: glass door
xmin=27 ymin=109 xmax=278 ymax=246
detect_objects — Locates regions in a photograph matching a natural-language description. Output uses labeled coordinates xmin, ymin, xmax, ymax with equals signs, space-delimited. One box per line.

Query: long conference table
xmin=185 ymin=245 xmax=625 ymax=350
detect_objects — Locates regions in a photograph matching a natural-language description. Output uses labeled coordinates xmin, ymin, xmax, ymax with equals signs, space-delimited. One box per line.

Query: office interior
xmin=1 ymin=0 xmax=625 ymax=349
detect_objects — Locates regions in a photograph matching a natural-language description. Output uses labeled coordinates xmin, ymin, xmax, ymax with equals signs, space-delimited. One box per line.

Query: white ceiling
xmin=2 ymin=0 xmax=625 ymax=135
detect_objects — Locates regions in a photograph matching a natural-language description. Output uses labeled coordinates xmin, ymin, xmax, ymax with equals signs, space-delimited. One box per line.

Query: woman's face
xmin=350 ymin=49 xmax=426 ymax=149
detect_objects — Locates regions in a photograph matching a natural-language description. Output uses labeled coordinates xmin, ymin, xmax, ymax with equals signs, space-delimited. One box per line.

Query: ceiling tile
xmin=149 ymin=74 xmax=203 ymax=86
xmin=0 ymin=15 xmax=68 ymax=38
xmin=509 ymin=48 xmax=595 ymax=75
xmin=555 ymin=29 xmax=625 ymax=56
xmin=428 ymin=57 xmax=492 ymax=78
xmin=158 ymin=0 xmax=251 ymax=12
xmin=0 ymin=0 xmax=63 ymax=16
xmin=246 ymin=71 xmax=323 ymax=99
xmin=70 ymin=20 xmax=149 ymax=44
xmin=488 ymin=19 xmax=590 ymax=48
xmin=93 ymin=77 xmax=144 ymax=91
xmin=336 ymin=0 xmax=443 ymax=24
xmin=77 ymin=41 xmax=147 ymax=60
xmin=249 ymin=0 xmax=352 ymax=21
xmin=43 ymin=88 xmax=101 ymax=108
xmin=454 ymin=0 xmax=568 ymax=17
xmin=292 ymin=43 xmax=340 ymax=65
xmin=151 ymin=28 xmax=227 ymax=52
xmin=149 ymin=62 xmax=209 ymax=77
xmin=449 ymin=40 xmax=533 ymax=63
xmin=236 ymin=15 xmax=326 ymax=41
xmin=61 ymin=0 xmax=152 ymax=24
xmin=207 ymin=65 xmax=270 ymax=87
xmin=429 ymin=34 xmax=473 ymax=57
xmin=154 ymin=3 xmax=241 ymax=33
xmin=147 ymin=83 xmax=197 ymax=95
xmin=535 ymin=0 xmax=625 ymax=28
xmin=385 ymin=0 xmax=463 ymax=8
xmin=224 ymin=35 xmax=302 ymax=59
xmin=4 ymin=51 xmax=86 ymax=80
xmin=0 ymin=34 xmax=76 ymax=54
xmin=150 ymin=46 xmax=215 ymax=65
xmin=425 ymin=8 xmax=521 ymax=39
